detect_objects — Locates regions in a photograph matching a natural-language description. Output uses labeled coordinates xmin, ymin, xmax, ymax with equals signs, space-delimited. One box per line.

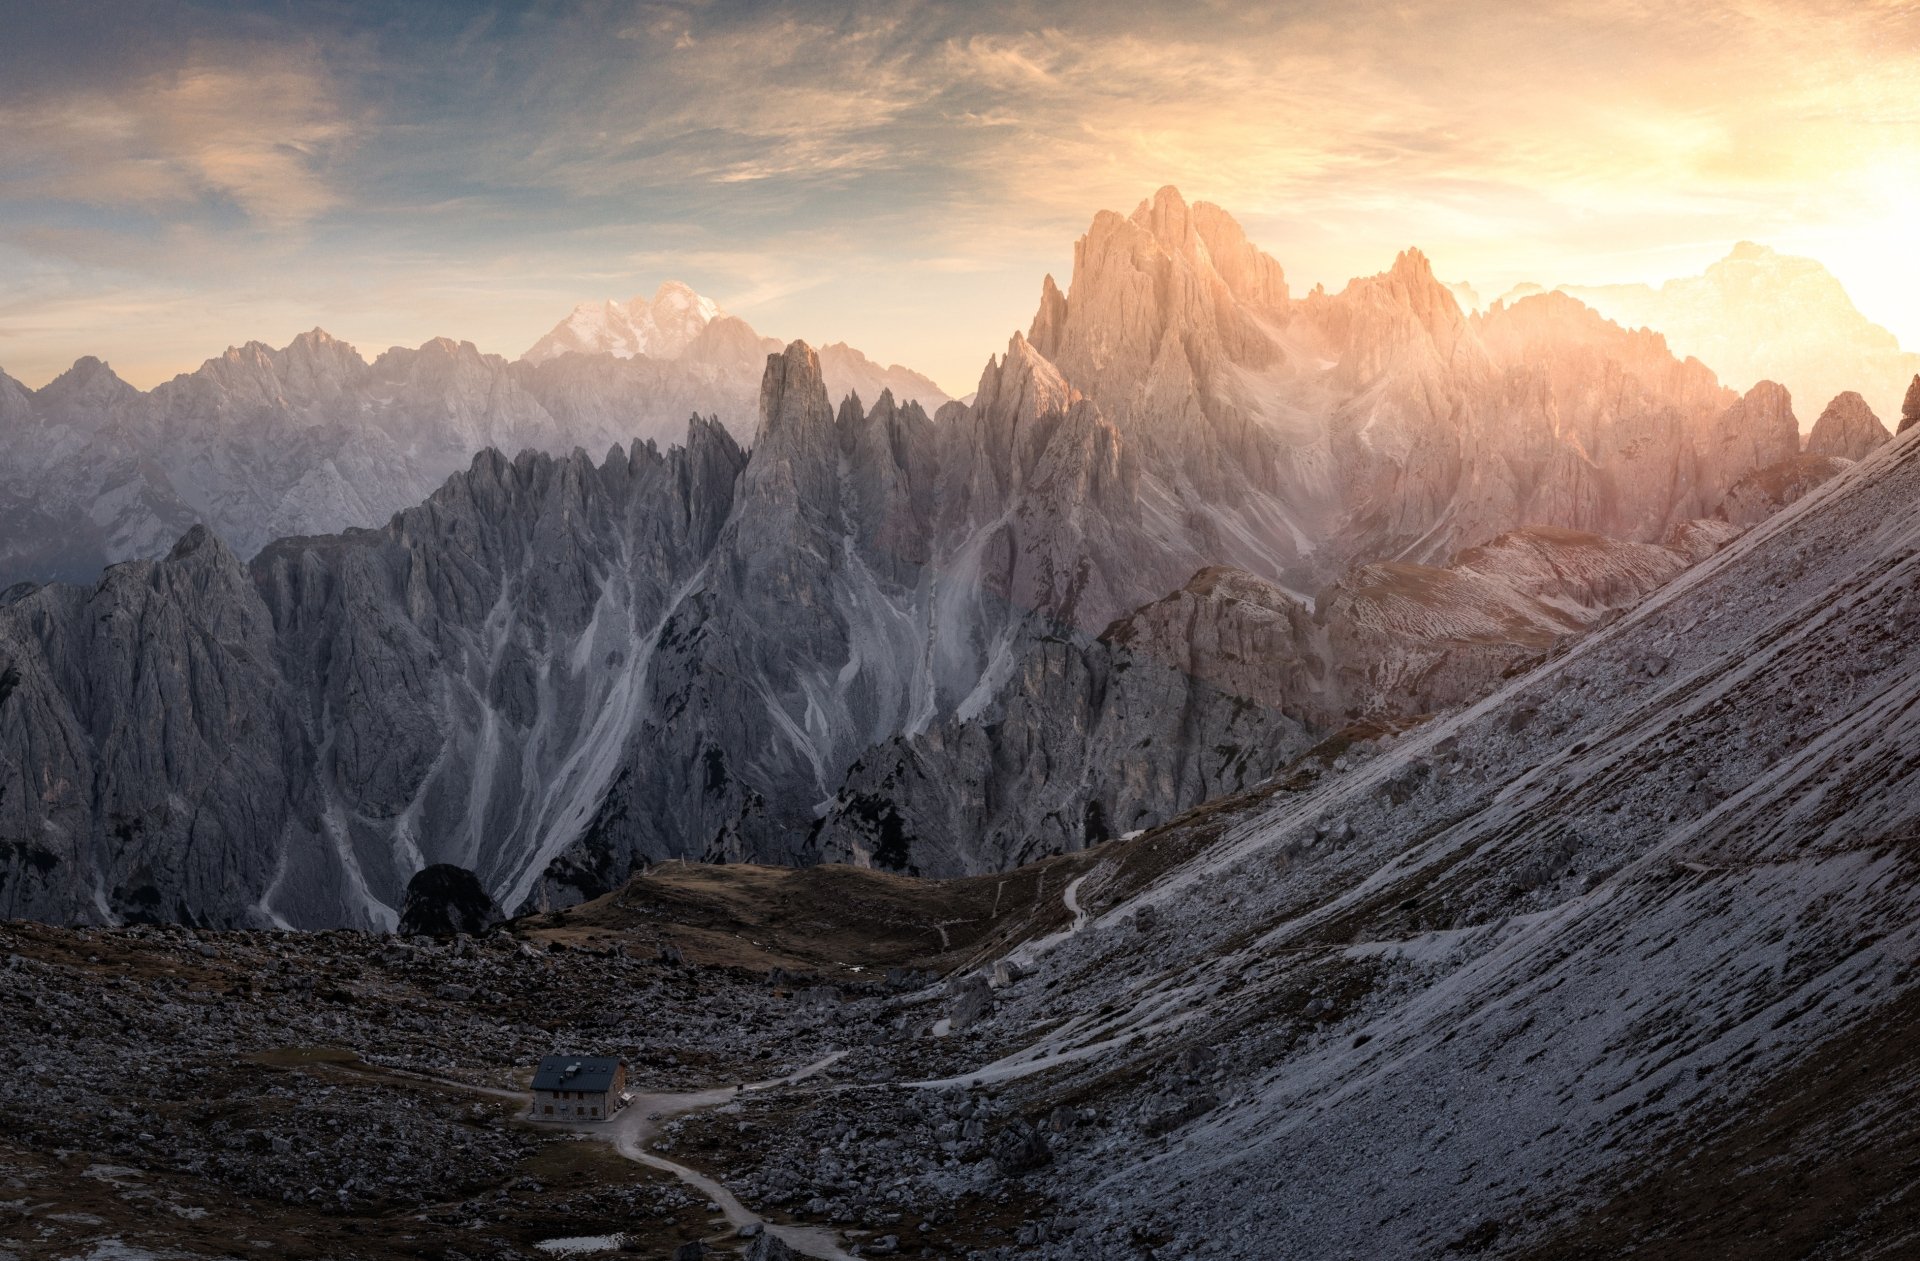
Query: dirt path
xmin=378 ymin=1065 xmax=526 ymax=1102
xmin=1062 ymin=872 xmax=1089 ymax=931
xmin=1004 ymin=868 xmax=1095 ymax=970
xmin=582 ymin=1052 xmax=854 ymax=1260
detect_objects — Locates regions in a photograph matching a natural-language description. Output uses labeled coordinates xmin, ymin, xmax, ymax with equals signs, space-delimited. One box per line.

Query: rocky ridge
xmin=0 ymin=189 xmax=1856 ymax=929
xmin=0 ymin=306 xmax=949 ymax=589
xmin=811 ymin=526 xmax=1699 ymax=875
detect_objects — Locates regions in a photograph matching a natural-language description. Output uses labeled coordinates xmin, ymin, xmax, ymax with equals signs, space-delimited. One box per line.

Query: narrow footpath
xmin=571 ymin=1051 xmax=855 ymax=1260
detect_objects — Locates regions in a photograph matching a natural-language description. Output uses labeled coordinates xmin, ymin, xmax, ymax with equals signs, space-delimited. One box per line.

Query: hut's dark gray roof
xmin=532 ymin=1055 xmax=622 ymax=1092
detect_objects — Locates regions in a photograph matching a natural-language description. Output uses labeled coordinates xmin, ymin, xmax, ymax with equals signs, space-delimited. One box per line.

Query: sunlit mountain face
xmin=9 ymin=5 xmax=1920 ymax=1261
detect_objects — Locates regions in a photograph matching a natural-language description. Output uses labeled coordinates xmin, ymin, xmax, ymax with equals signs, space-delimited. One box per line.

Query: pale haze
xmin=2 ymin=0 xmax=1917 ymax=396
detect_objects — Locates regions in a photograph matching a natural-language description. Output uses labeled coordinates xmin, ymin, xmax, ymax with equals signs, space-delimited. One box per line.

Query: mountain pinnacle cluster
xmin=0 ymin=187 xmax=1899 ymax=929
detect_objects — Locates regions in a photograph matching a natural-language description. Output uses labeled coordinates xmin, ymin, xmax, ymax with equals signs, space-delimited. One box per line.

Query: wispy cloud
xmin=0 ymin=0 xmax=1915 ymax=394
xmin=0 ymin=51 xmax=355 ymax=230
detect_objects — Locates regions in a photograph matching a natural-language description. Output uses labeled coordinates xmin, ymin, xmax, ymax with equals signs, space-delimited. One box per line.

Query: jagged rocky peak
xmin=264 ymin=328 xmax=371 ymax=397
xmin=1320 ymin=246 xmax=1478 ymax=383
xmin=1030 ymin=273 xmax=1068 ymax=353
xmin=756 ymin=339 xmax=836 ymax=444
xmin=1702 ymin=379 xmax=1800 ymax=501
xmin=952 ymin=332 xmax=1098 ymax=513
xmin=40 ymin=354 xmax=130 ymax=394
xmin=1805 ymin=391 xmax=1892 ymax=460
xmin=1901 ymin=374 xmax=1920 ymax=435
xmin=1474 ymin=290 xmax=1735 ymax=442
xmin=973 ymin=332 xmax=1080 ymax=440
xmin=730 ymin=340 xmax=846 ymax=562
xmin=279 ymin=326 xmax=368 ymax=374
xmin=1027 ymin=185 xmax=1290 ymax=425
xmin=1128 ymin=184 xmax=1289 ymax=311
xmin=157 ymin=329 xmax=372 ymax=416
xmin=151 ymin=523 xmax=263 ymax=615
xmin=1479 ymin=288 xmax=1676 ymax=367
xmin=34 ymin=355 xmax=143 ymax=423
xmin=1288 ymin=247 xmax=1497 ymax=455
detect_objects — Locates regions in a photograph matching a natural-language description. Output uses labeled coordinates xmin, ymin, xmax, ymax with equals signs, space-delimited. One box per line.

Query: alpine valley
xmin=7 ymin=187 xmax=1920 ymax=1261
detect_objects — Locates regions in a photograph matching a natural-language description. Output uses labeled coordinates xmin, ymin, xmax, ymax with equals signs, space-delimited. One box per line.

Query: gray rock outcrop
xmin=812 ymin=528 xmax=1695 ymax=875
xmin=1716 ymin=454 xmax=1853 ymax=526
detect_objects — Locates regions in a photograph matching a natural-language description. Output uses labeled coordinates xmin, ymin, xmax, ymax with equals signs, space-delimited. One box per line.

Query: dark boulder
xmin=397 ymin=864 xmax=504 ymax=936
xmin=991 ymin=1119 xmax=1054 ymax=1175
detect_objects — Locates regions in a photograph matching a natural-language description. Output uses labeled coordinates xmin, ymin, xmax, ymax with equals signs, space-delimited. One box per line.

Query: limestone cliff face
xmin=810 ymin=568 xmax=1322 ymax=874
xmin=812 ymin=527 xmax=1699 ymax=876
xmin=1473 ymin=291 xmax=1729 ymax=542
xmin=1018 ymin=187 xmax=1775 ymax=585
xmin=1699 ymin=381 xmax=1802 ymax=504
xmin=0 ymin=335 xmax=1238 ymax=924
xmin=1025 ymin=186 xmax=1291 ymax=507
xmin=0 ymin=526 xmax=314 ymax=926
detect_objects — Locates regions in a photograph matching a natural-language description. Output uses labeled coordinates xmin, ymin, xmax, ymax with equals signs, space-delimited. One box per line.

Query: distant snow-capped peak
xmin=524 ymin=281 xmax=724 ymax=363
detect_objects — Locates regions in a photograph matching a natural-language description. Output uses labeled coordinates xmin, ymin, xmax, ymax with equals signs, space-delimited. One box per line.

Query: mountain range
xmin=0 ymin=289 xmax=948 ymax=589
xmin=0 ymin=186 xmax=1888 ymax=930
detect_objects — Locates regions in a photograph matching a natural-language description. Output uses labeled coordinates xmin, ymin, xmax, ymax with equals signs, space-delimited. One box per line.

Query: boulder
xmin=746 ymin=1232 xmax=798 ymax=1261
xmin=948 ymin=975 xmax=994 ymax=1031
xmin=397 ymin=865 xmax=503 ymax=937
xmin=991 ymin=1120 xmax=1054 ymax=1175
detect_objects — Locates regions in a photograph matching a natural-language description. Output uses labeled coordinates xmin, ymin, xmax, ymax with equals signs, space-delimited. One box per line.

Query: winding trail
xmin=412 ymin=866 xmax=1121 ymax=1257
xmin=569 ymin=1051 xmax=855 ymax=1260
xmin=1004 ymin=869 xmax=1093 ymax=970
xmin=1063 ymin=872 xmax=1090 ymax=932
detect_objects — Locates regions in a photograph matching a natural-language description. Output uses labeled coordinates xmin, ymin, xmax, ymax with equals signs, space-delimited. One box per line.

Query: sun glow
xmin=0 ymin=1 xmax=1915 ymax=396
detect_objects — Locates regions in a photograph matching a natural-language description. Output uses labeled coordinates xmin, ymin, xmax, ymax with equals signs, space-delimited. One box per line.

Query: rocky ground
xmin=0 ymin=913 xmax=859 ymax=1260
xmin=0 ymin=852 xmax=1145 ymax=1260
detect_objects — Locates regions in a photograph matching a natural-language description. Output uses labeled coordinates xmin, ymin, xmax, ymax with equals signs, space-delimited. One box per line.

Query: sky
xmin=1 ymin=0 xmax=1916 ymax=396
